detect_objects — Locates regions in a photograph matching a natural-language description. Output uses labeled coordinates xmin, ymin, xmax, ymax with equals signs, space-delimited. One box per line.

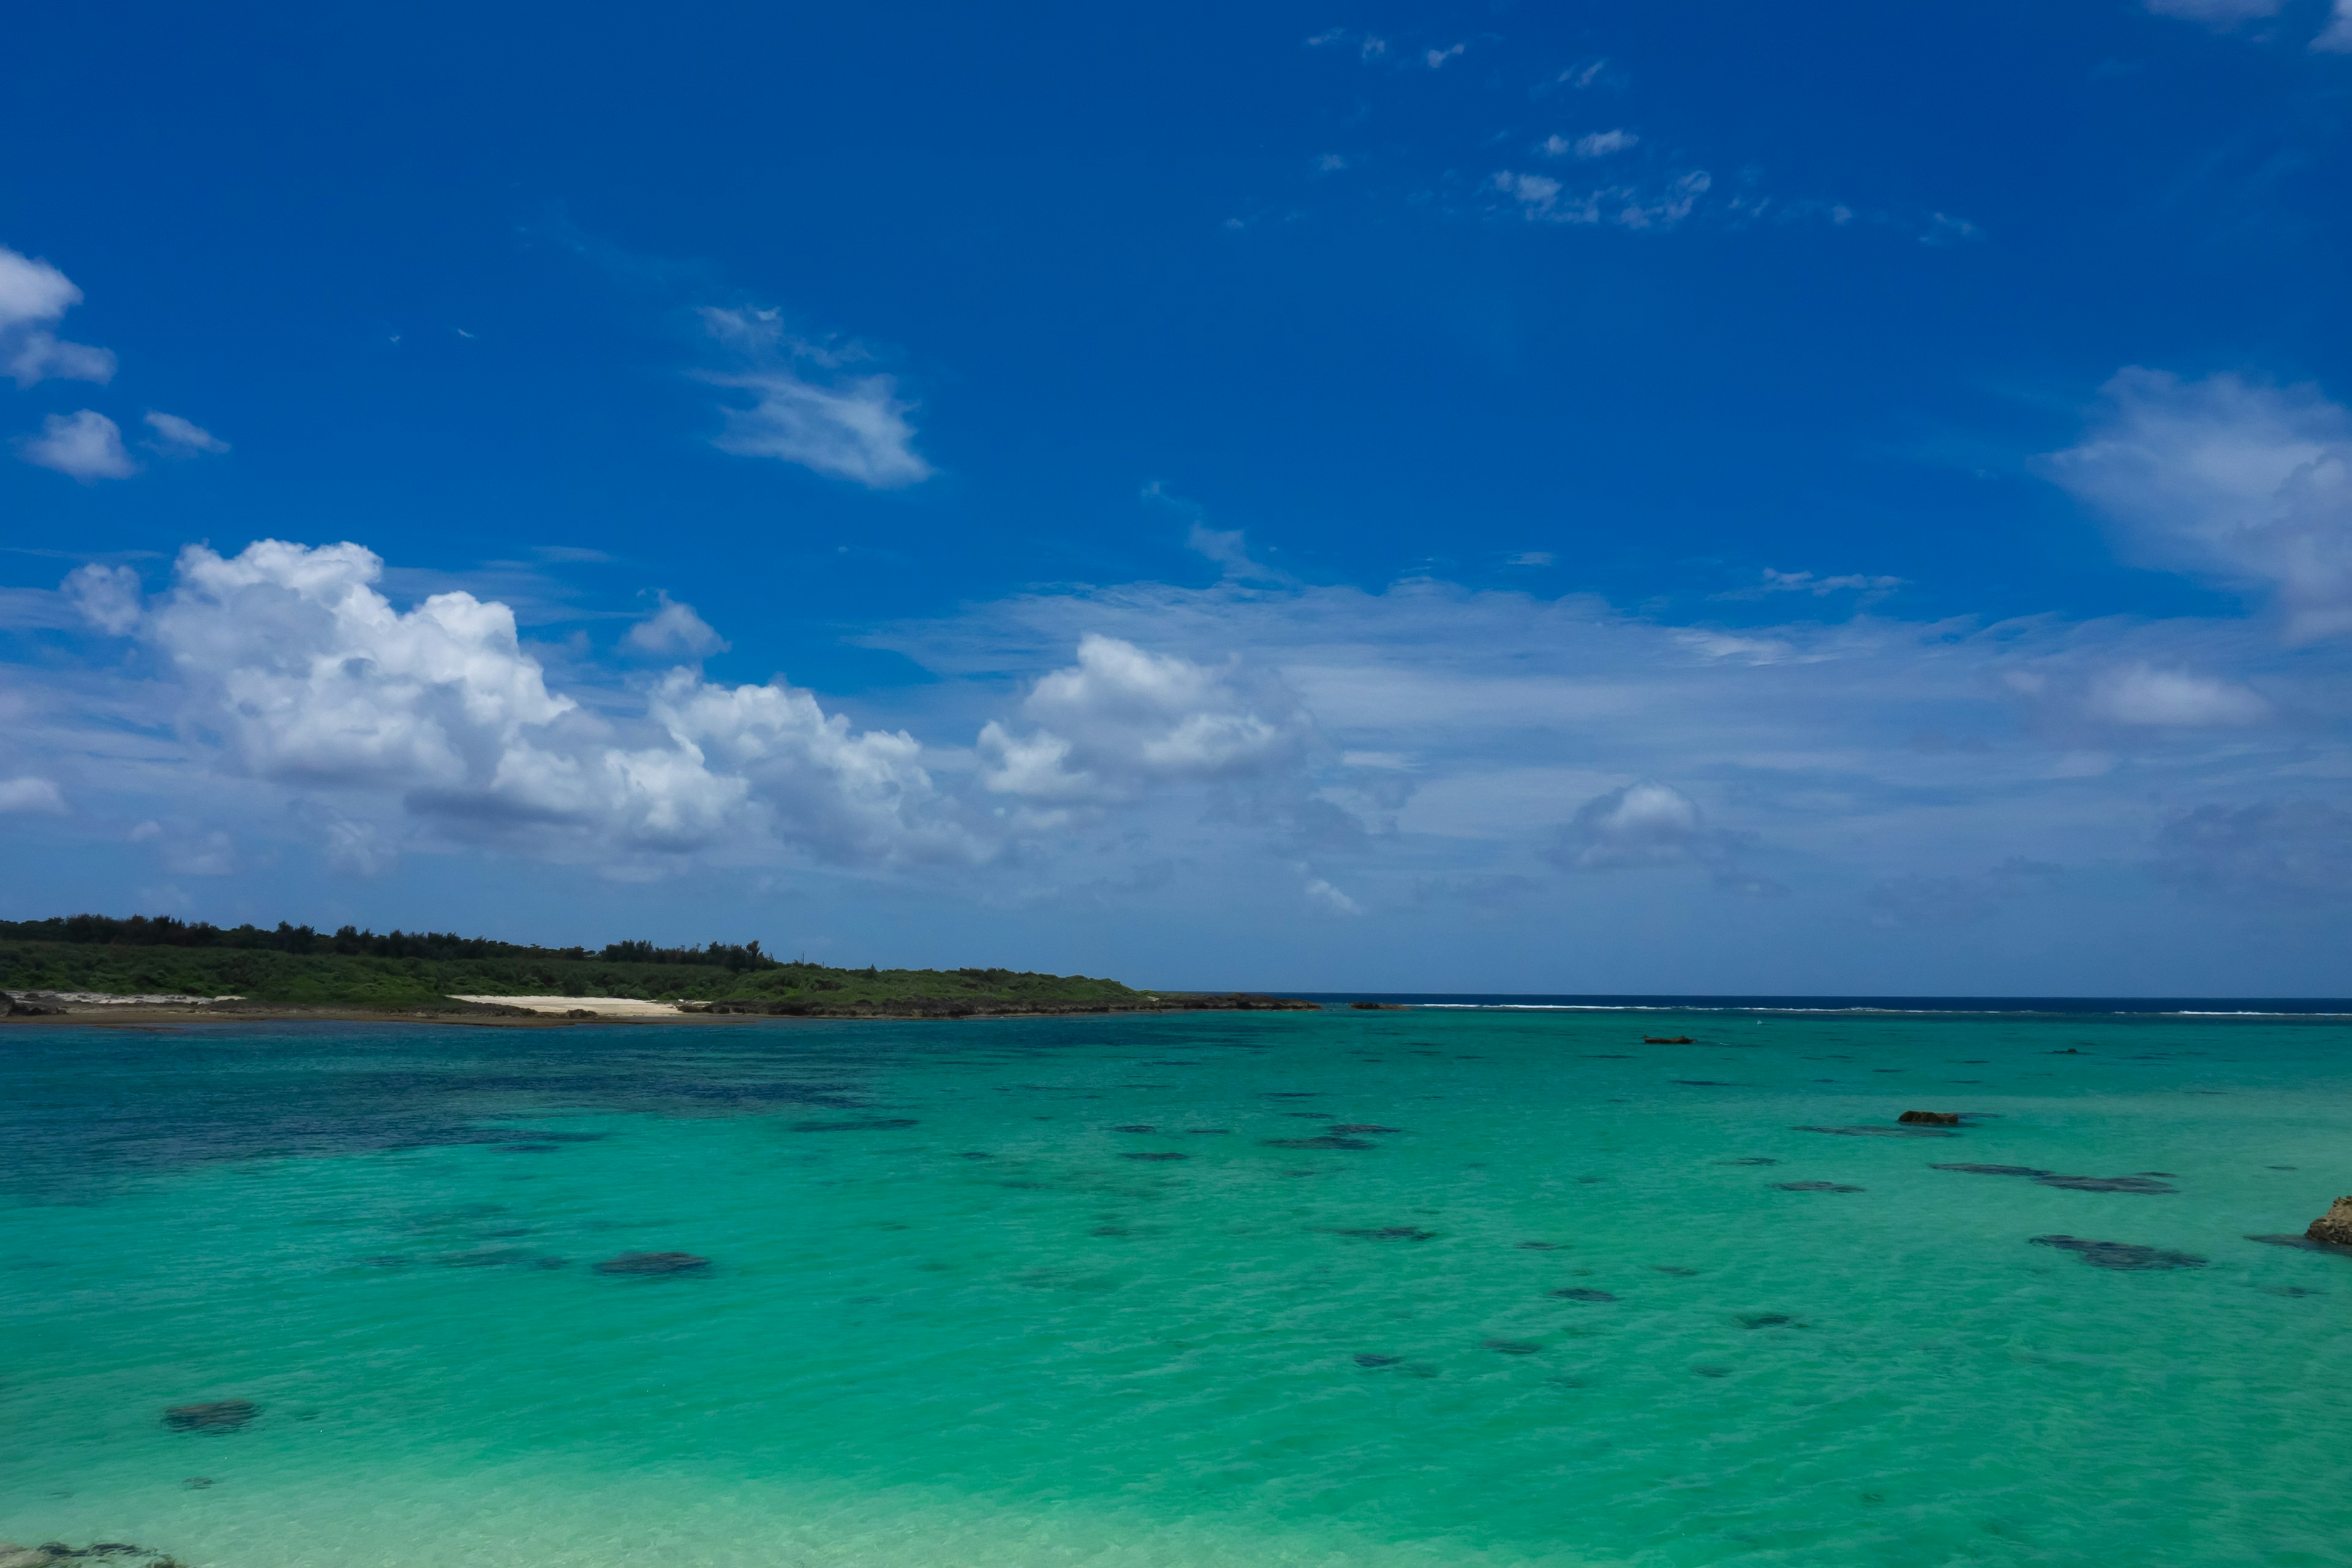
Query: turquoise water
xmin=2 ymin=1009 xmax=2348 ymax=1567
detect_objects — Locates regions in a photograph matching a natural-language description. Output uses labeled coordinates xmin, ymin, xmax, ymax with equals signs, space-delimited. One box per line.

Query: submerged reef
xmin=162 ymin=1400 xmax=255 ymax=1433
xmin=2030 ymin=1235 xmax=2206 ymax=1271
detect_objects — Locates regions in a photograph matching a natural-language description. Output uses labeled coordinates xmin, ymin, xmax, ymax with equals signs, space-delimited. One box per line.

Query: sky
xmin=4 ymin=0 xmax=2351 ymax=995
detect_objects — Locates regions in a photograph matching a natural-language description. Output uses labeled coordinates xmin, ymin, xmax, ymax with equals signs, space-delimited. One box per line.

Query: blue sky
xmin=5 ymin=0 xmax=2352 ymax=993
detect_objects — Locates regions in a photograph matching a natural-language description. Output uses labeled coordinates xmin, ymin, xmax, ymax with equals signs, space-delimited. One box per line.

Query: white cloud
xmin=62 ymin=562 xmax=144 ymax=635
xmin=1921 ymin=212 xmax=1981 ymax=246
xmin=1716 ymin=567 xmax=1904 ymax=601
xmin=978 ymin=634 xmax=1310 ymax=804
xmin=625 ymin=591 xmax=729 ymax=658
xmin=2082 ymin=665 xmax=2267 ymax=727
xmin=14 ymin=529 xmax=2352 ymax=963
xmin=2315 ymin=0 xmax=2352 ymax=50
xmin=1425 ymin=42 xmax=1464 ymax=68
xmin=18 ymin=410 xmax=137 ymax=480
xmin=1551 ymin=59 xmax=1616 ymax=91
xmin=1304 ymin=876 xmax=1362 ymax=914
xmin=1547 ymin=780 xmax=1771 ymax=894
xmin=1542 ymin=129 xmax=1638 ymax=159
xmin=1491 ymin=168 xmax=1712 ymax=230
xmin=0 ymin=246 xmax=116 ymax=388
xmin=137 ymin=540 xmax=968 ymax=870
xmin=695 ymin=307 xmax=932 ymax=489
xmin=143 ymin=410 xmax=229 ymax=456
xmin=2043 ymin=369 xmax=2352 ymax=640
xmin=0 ymin=776 xmax=65 ymax=813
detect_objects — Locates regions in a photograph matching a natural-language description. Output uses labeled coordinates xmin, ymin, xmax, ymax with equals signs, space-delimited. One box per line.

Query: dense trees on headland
xmin=0 ymin=914 xmax=778 ymax=971
xmin=0 ymin=913 xmax=1278 ymax=1016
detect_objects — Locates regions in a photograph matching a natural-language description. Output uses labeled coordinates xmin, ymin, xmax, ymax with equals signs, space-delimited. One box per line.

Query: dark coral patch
xmin=1739 ymin=1313 xmax=1795 ymax=1329
xmin=1932 ymin=1164 xmax=2176 ymax=1194
xmin=165 ymin=1400 xmax=256 ymax=1433
xmin=1112 ymin=1125 xmax=1157 ymax=1133
xmin=2030 ymin=1235 xmax=2205 ymax=1271
xmin=792 ymin=1118 xmax=919 ymax=1133
xmin=1796 ymin=1125 xmax=1957 ymax=1139
xmin=593 ymin=1251 xmax=710 ymax=1275
xmin=1338 ymin=1226 xmax=1437 ymax=1242
xmin=1264 ymin=1135 xmax=1376 ymax=1150
xmin=1353 ymin=1352 xmax=1401 ymax=1367
xmin=2248 ymin=1232 xmax=2352 ymax=1257
xmin=1551 ymin=1287 xmax=1616 ymax=1302
xmin=1483 ymin=1339 xmax=1541 ymax=1355
xmin=1772 ymin=1181 xmax=1865 ymax=1193
xmin=1517 ymin=1242 xmax=1564 ymax=1251
xmin=1329 ymin=1125 xmax=1401 ymax=1134
xmin=1717 ymin=1157 xmax=1779 ymax=1166
xmin=1121 ymin=1151 xmax=1189 ymax=1161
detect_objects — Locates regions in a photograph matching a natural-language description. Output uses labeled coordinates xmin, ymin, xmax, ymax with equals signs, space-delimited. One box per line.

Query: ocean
xmin=3 ymin=1003 xmax=2347 ymax=1567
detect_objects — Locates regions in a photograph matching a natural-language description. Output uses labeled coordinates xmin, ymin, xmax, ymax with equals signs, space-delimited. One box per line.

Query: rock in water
xmin=1898 ymin=1110 xmax=1961 ymax=1125
xmin=592 ymin=1251 xmax=710 ymax=1275
xmin=2310 ymin=1196 xmax=2352 ymax=1247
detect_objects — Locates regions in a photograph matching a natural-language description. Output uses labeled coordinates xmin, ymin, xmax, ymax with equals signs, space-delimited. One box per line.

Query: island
xmin=0 ymin=914 xmax=1316 ymax=1023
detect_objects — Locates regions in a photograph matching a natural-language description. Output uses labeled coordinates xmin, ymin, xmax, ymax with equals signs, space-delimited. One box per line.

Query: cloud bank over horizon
xmin=9 ymin=350 xmax=2352 ymax=987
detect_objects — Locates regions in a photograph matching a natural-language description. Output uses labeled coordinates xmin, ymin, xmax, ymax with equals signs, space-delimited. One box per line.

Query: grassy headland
xmin=0 ymin=915 xmax=1308 ymax=1019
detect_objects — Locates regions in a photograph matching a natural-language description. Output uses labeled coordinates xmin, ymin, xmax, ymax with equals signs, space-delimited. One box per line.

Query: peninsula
xmin=0 ymin=915 xmax=1314 ymax=1023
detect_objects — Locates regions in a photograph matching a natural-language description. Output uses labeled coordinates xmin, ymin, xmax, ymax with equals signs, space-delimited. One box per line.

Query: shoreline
xmin=0 ymin=993 xmax=1324 ymax=1028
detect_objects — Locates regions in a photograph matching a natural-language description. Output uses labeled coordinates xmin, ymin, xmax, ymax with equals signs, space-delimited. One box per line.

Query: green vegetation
xmin=0 ymin=914 xmax=1240 ymax=1016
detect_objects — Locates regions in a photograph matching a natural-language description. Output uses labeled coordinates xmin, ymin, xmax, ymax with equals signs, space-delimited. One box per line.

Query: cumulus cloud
xmin=62 ymin=562 xmax=144 ymax=635
xmin=18 ymin=410 xmax=137 ymax=480
xmin=1548 ymin=780 xmax=1775 ymax=892
xmin=978 ymin=634 xmax=1311 ymax=804
xmin=695 ymin=306 xmax=932 ymax=489
xmin=0 ymin=246 xmax=116 ymax=388
xmin=0 ymin=776 xmax=66 ymax=813
xmin=140 ymin=540 xmax=966 ymax=869
xmin=625 ymin=591 xmax=729 ymax=658
xmin=2152 ymin=800 xmax=2352 ymax=901
xmin=143 ymin=411 xmax=229 ymax=457
xmin=2045 ymin=369 xmax=2352 ymax=639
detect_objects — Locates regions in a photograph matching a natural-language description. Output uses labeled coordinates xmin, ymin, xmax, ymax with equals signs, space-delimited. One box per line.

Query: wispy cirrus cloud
xmin=694 ymin=306 xmax=933 ymax=489
xmin=2043 ymin=368 xmax=2352 ymax=640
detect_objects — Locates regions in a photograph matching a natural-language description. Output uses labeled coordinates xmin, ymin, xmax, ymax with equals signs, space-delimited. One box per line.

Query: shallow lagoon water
xmin=2 ymin=1008 xmax=2348 ymax=1567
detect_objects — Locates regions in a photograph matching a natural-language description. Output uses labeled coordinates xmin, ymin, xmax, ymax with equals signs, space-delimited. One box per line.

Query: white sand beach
xmin=450 ymin=995 xmax=687 ymax=1016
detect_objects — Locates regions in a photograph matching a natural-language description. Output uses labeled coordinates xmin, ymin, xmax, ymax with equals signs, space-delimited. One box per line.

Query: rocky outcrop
xmin=1898 ymin=1110 xmax=1961 ymax=1125
xmin=2310 ymin=1197 xmax=2352 ymax=1247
